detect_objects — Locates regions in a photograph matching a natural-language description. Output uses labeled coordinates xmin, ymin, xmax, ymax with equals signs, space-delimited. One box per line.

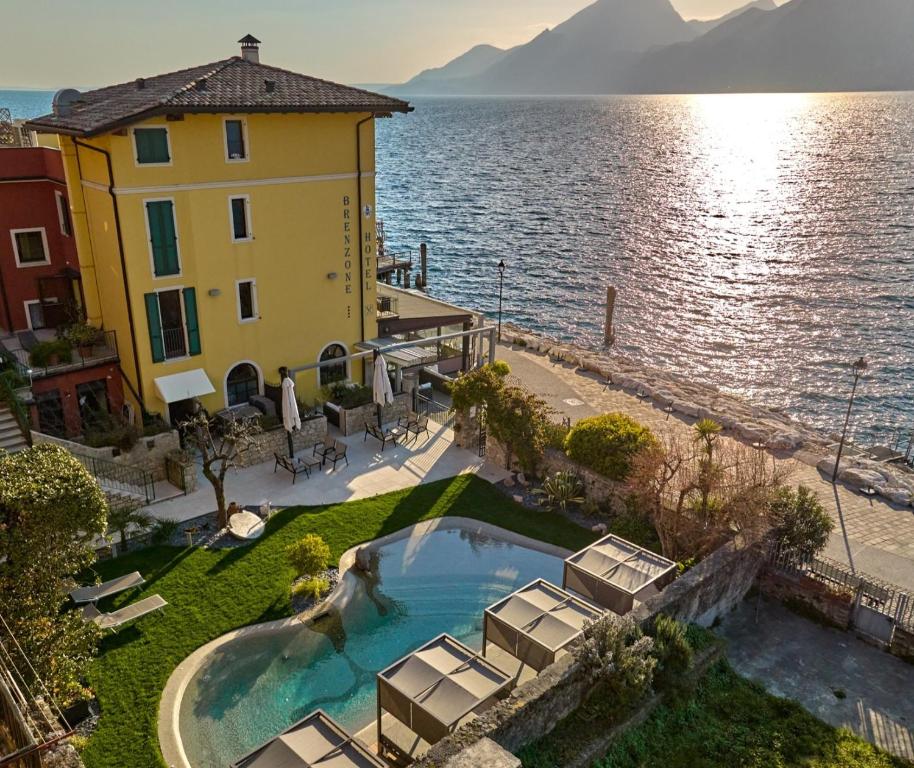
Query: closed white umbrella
xmin=372 ymin=352 xmax=394 ymax=427
xmin=281 ymin=374 xmax=301 ymax=457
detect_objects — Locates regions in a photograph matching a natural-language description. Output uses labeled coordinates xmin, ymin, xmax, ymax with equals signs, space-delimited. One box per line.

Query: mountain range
xmin=393 ymin=0 xmax=914 ymax=95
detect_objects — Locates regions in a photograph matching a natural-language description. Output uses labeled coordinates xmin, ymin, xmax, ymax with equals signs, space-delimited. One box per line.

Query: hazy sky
xmin=3 ymin=0 xmax=770 ymax=89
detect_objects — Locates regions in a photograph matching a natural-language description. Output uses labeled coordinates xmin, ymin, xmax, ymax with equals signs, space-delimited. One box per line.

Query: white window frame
xmin=236 ymin=278 xmax=259 ymax=324
xmin=223 ymin=360 xmax=264 ymax=409
xmin=11 ymin=227 xmax=51 ymax=268
xmin=132 ymin=125 xmax=173 ymax=168
xmin=317 ymin=341 xmax=351 ymax=388
xmin=55 ymin=191 xmax=72 ymax=237
xmin=152 ymin=285 xmax=190 ymax=364
xmin=228 ymin=194 xmax=253 ymax=242
xmin=223 ymin=117 xmax=250 ymax=164
xmin=24 ymin=300 xmax=45 ymax=330
xmin=143 ymin=197 xmax=182 ymax=279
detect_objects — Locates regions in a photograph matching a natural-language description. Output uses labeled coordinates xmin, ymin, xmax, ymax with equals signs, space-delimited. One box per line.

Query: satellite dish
xmin=52 ymin=88 xmax=82 ymax=117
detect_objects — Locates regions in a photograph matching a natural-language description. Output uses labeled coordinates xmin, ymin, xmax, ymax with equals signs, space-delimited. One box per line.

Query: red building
xmin=0 ymin=146 xmax=124 ymax=439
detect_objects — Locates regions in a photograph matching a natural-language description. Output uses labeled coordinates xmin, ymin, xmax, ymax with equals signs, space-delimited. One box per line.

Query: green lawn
xmin=594 ymin=660 xmax=905 ymax=768
xmin=80 ymin=475 xmax=595 ymax=768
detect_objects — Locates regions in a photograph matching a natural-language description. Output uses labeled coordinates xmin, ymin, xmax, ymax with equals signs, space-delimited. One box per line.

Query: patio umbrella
xmin=372 ymin=351 xmax=394 ymax=428
xmin=281 ymin=373 xmax=301 ymax=458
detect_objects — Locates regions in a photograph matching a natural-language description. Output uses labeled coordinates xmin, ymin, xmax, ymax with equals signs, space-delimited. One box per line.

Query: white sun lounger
xmin=83 ymin=594 xmax=168 ymax=632
xmin=70 ymin=571 xmax=146 ymax=605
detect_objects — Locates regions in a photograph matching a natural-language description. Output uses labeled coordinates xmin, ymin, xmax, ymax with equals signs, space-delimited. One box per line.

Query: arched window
xmin=226 ymin=363 xmax=260 ymax=407
xmin=319 ymin=344 xmax=348 ymax=387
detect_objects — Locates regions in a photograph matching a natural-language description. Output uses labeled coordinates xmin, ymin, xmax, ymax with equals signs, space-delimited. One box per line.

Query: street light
xmin=832 ymin=356 xmax=868 ymax=483
xmin=496 ymin=260 xmax=506 ymax=343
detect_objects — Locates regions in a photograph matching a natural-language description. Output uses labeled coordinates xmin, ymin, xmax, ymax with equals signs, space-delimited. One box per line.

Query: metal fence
xmin=74 ymin=454 xmax=156 ymax=505
xmin=769 ymin=546 xmax=914 ymax=633
xmin=415 ymin=394 xmax=455 ymax=431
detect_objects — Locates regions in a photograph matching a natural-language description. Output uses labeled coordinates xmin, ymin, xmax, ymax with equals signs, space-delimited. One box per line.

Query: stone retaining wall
xmin=328 ymin=393 xmax=410 ymax=437
xmin=235 ymin=416 xmax=327 ymax=469
xmin=33 ymin=429 xmax=180 ymax=481
xmin=757 ymin=567 xmax=854 ymax=630
xmin=891 ymin=627 xmax=914 ymax=661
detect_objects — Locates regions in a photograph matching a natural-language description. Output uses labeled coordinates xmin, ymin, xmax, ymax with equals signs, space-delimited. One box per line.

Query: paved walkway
xmin=497 ymin=344 xmax=914 ymax=591
xmin=149 ymin=422 xmax=507 ymax=524
xmin=717 ymin=597 xmax=914 ymax=762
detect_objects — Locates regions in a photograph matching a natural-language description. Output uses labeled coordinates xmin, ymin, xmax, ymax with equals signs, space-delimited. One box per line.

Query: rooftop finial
xmin=239 ymin=34 xmax=261 ymax=64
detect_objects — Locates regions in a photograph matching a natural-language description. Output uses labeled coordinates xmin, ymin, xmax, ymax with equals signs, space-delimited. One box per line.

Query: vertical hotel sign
xmin=342 ymin=193 xmax=374 ymax=330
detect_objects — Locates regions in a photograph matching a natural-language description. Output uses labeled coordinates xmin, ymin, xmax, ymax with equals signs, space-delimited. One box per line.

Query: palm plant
xmin=107 ymin=503 xmax=154 ymax=552
xmin=534 ymin=471 xmax=585 ymax=513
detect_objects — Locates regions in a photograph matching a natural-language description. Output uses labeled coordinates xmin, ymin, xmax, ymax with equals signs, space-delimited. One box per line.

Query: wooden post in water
xmin=419 ymin=242 xmax=428 ymax=289
xmin=604 ymin=285 xmax=617 ymax=347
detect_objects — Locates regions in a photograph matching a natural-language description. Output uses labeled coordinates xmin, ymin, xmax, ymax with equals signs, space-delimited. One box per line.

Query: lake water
xmin=377 ymin=94 xmax=914 ymax=445
xmin=5 ymin=89 xmax=912 ymax=443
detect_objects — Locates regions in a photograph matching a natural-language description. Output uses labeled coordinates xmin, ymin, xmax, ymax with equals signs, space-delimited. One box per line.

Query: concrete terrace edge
xmin=157 ymin=515 xmax=576 ymax=768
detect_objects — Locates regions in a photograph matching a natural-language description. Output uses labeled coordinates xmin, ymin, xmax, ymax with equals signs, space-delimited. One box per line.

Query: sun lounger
xmin=70 ymin=571 xmax=145 ymax=605
xmin=83 ymin=594 xmax=168 ymax=632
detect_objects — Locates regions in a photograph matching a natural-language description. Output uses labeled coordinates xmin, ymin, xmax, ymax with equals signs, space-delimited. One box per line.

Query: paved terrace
xmin=149 ymin=422 xmax=507 ymax=524
xmin=497 ymin=344 xmax=914 ymax=592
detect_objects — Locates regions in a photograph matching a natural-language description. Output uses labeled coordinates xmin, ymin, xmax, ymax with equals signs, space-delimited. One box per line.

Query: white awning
xmin=154 ymin=369 xmax=216 ymax=404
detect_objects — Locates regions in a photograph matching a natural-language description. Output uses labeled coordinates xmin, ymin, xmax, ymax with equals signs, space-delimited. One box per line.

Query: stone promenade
xmin=497 ymin=344 xmax=914 ymax=591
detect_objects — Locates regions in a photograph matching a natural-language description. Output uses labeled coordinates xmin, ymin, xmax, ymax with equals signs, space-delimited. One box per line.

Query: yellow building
xmin=27 ymin=36 xmax=410 ymax=424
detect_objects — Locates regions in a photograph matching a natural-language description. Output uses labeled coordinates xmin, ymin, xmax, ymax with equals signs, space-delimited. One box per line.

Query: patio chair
xmin=313 ymin=440 xmax=335 ymax=463
xmin=404 ymin=414 xmax=430 ymax=443
xmin=70 ymin=571 xmax=145 ymax=605
xmin=82 ymin=594 xmax=168 ymax=632
xmin=364 ymin=423 xmax=397 ymax=451
xmin=274 ymin=453 xmax=320 ymax=484
xmin=325 ymin=441 xmax=349 ymax=471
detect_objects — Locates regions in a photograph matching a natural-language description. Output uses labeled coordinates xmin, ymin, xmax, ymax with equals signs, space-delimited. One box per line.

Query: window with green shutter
xmin=134 ymin=128 xmax=171 ymax=164
xmin=146 ymin=200 xmax=180 ymax=277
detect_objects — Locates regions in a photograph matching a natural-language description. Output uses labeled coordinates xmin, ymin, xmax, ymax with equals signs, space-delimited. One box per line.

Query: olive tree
xmin=179 ymin=412 xmax=261 ymax=528
xmin=0 ymin=444 xmax=108 ymax=704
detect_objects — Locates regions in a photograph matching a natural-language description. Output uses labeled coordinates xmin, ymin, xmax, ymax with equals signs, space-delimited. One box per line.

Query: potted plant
xmin=64 ymin=322 xmax=101 ymax=358
xmin=30 ymin=339 xmax=73 ymax=368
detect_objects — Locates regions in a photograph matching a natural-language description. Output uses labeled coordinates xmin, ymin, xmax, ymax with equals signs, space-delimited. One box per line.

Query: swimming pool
xmin=176 ymin=523 xmax=566 ymax=768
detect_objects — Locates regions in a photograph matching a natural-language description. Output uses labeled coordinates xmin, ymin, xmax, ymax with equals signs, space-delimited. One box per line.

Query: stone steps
xmin=0 ymin=406 xmax=28 ymax=453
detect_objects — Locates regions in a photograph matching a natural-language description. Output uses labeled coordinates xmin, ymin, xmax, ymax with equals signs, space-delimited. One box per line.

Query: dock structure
xmin=376 ymin=220 xmax=422 ymax=288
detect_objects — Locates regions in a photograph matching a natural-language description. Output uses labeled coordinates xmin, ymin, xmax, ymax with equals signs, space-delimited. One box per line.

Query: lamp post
xmin=832 ymin=356 xmax=868 ymax=483
xmin=497 ymin=260 xmax=506 ymax=343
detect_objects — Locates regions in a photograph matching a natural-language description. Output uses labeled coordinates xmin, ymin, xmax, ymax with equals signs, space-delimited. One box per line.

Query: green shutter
xmin=147 ymin=200 xmax=179 ymax=276
xmin=183 ymin=288 xmax=201 ymax=356
xmin=135 ymin=128 xmax=170 ymax=164
xmin=144 ymin=293 xmax=165 ymax=363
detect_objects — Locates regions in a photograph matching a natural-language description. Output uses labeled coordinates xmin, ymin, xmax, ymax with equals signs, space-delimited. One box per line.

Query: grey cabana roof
xmin=483 ymin=579 xmax=603 ymax=672
xmin=377 ymin=634 xmax=512 ymax=752
xmin=231 ymin=709 xmax=384 ymax=768
xmin=563 ymin=534 xmax=677 ymax=615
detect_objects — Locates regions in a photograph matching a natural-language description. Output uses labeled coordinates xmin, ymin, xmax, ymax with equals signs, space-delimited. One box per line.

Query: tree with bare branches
xmin=627 ymin=420 xmax=794 ymax=561
xmin=179 ymin=412 xmax=261 ymax=528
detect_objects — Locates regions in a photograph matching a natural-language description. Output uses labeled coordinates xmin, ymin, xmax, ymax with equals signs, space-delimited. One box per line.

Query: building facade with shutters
xmin=26 ymin=36 xmax=411 ymax=424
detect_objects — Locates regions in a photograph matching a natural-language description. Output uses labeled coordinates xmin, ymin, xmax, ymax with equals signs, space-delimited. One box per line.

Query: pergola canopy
xmin=563 ymin=534 xmax=677 ymax=615
xmin=231 ymin=709 xmax=384 ymax=768
xmin=377 ymin=634 xmax=512 ymax=750
xmin=483 ymin=579 xmax=603 ymax=672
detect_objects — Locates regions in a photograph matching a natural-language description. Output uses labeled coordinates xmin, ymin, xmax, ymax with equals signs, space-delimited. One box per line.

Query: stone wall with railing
xmin=32 ymin=429 xmax=180 ymax=481
xmin=325 ymin=393 xmax=410 ymax=437
xmin=235 ymin=416 xmax=328 ymax=469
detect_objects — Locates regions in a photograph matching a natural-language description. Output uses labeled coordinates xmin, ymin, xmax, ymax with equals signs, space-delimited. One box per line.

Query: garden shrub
xmin=608 ymin=511 xmax=662 ymax=554
xmin=769 ymin=485 xmax=834 ymax=559
xmin=286 ymin=534 xmax=331 ymax=577
xmin=544 ymin=420 xmax=570 ymax=451
xmin=648 ymin=615 xmax=693 ymax=697
xmin=534 ymin=471 xmax=584 ymax=513
xmin=29 ymin=339 xmax=73 ymax=368
xmin=292 ymin=576 xmax=330 ymax=601
xmin=565 ymin=413 xmax=657 ymax=481
xmin=324 ymin=382 xmax=373 ymax=409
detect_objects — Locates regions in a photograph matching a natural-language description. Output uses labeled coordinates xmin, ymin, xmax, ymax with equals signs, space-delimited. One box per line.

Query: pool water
xmin=178 ymin=526 xmax=565 ymax=768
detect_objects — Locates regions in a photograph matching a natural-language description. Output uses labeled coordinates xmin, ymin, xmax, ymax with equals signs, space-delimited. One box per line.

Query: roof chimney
xmin=239 ymin=34 xmax=261 ymax=64
xmin=136 ymin=77 xmax=146 ymax=90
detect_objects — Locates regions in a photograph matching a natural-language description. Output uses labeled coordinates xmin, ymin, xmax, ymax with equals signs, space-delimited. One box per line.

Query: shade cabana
xmin=376 ymin=634 xmax=512 ymax=760
xmin=231 ymin=709 xmax=384 ymax=768
xmin=482 ymin=579 xmax=603 ymax=672
xmin=563 ymin=534 xmax=677 ymax=615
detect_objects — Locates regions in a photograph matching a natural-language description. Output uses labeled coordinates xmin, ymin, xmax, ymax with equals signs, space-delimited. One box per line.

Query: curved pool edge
xmin=157 ymin=515 xmax=575 ymax=768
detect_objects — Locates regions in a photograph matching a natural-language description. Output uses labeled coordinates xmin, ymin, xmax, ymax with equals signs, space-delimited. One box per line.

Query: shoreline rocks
xmin=501 ymin=323 xmax=914 ymax=509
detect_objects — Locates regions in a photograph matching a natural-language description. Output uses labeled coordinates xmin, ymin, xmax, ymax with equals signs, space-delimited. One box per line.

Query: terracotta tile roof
xmin=26 ymin=57 xmax=411 ymax=136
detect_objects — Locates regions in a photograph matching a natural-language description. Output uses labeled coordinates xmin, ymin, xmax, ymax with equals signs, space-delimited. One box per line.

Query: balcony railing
xmin=377 ymin=252 xmax=413 ymax=275
xmin=162 ymin=327 xmax=188 ymax=360
xmin=377 ymin=295 xmax=400 ymax=319
xmin=13 ymin=329 xmax=120 ymax=379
